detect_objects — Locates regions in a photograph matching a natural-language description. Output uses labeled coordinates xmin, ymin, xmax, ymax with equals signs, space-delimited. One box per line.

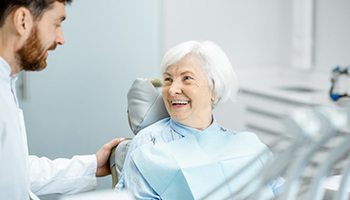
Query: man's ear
xmin=12 ymin=7 xmax=33 ymax=37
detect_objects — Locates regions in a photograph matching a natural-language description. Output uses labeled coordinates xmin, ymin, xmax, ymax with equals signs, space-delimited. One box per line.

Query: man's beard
xmin=17 ymin=27 xmax=48 ymax=71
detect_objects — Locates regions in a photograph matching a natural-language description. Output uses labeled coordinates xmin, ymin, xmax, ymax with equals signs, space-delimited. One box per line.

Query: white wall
xmin=162 ymin=0 xmax=293 ymax=68
xmin=162 ymin=0 xmax=294 ymax=130
xmin=19 ymin=0 xmax=161 ymax=193
xmin=314 ymin=0 xmax=350 ymax=72
xmin=162 ymin=0 xmax=350 ymax=130
xmin=163 ymin=0 xmax=350 ymax=72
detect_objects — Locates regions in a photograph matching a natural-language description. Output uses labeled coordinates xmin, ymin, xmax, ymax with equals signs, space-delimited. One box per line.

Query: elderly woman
xmin=117 ymin=41 xmax=280 ymax=199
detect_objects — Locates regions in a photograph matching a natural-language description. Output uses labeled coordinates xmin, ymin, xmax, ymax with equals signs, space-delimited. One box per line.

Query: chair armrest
xmin=109 ymin=139 xmax=132 ymax=188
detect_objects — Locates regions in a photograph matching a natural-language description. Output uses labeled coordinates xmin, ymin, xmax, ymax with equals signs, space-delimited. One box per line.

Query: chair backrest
xmin=127 ymin=78 xmax=169 ymax=134
xmin=110 ymin=78 xmax=169 ymax=187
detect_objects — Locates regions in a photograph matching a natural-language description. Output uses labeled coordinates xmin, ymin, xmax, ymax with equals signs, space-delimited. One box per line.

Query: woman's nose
xmin=168 ymin=80 xmax=182 ymax=96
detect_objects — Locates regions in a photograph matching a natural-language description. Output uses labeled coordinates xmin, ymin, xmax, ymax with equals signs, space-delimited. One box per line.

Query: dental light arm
xmin=307 ymin=107 xmax=350 ymax=200
xmin=307 ymin=135 xmax=350 ymax=200
xmin=281 ymin=106 xmax=347 ymax=200
xmin=334 ymin=155 xmax=350 ymax=200
xmin=247 ymin=108 xmax=326 ymax=200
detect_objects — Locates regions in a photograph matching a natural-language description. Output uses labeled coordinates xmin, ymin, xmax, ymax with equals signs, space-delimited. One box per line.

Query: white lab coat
xmin=0 ymin=57 xmax=97 ymax=200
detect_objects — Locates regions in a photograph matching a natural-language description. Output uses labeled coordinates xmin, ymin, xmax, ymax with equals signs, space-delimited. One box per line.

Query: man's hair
xmin=0 ymin=0 xmax=72 ymax=27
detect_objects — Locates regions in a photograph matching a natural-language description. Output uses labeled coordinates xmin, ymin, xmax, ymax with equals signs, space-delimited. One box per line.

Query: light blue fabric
xmin=117 ymin=117 xmax=281 ymax=200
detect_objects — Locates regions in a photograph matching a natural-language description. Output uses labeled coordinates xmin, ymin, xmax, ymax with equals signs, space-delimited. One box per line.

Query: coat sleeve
xmin=28 ymin=154 xmax=97 ymax=196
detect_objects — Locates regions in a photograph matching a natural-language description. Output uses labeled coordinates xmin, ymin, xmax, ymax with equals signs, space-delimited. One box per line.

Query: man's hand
xmin=95 ymin=138 xmax=125 ymax=177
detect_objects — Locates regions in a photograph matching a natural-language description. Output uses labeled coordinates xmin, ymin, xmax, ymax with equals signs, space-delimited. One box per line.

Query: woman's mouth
xmin=171 ymin=100 xmax=190 ymax=106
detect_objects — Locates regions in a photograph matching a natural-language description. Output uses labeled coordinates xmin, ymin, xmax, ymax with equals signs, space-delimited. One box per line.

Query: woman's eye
xmin=183 ymin=76 xmax=193 ymax=81
xmin=163 ymin=77 xmax=172 ymax=83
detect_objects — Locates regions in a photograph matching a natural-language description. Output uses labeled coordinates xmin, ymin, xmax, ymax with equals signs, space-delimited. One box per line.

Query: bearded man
xmin=0 ymin=1 xmax=123 ymax=199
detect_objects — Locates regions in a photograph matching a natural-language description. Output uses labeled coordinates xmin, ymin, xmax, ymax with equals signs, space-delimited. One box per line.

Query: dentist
xmin=0 ymin=1 xmax=123 ymax=199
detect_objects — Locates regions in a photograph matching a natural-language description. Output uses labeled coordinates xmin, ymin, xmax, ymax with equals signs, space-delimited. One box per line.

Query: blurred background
xmin=16 ymin=0 xmax=350 ymax=198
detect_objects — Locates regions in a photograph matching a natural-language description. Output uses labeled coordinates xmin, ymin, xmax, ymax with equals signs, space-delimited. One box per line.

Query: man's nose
xmin=56 ymin=28 xmax=65 ymax=45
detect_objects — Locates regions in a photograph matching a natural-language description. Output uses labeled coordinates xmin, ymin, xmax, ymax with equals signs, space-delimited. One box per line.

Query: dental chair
xmin=109 ymin=78 xmax=169 ymax=188
xmin=109 ymin=78 xmax=276 ymax=199
xmin=110 ymin=77 xmax=350 ymax=200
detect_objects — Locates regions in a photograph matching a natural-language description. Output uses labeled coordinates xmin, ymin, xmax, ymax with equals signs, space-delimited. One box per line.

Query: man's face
xmin=17 ymin=2 xmax=66 ymax=71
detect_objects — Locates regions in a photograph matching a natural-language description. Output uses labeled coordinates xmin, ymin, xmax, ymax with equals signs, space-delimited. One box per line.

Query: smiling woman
xmin=116 ymin=40 xmax=282 ymax=200
xmin=162 ymin=55 xmax=214 ymax=130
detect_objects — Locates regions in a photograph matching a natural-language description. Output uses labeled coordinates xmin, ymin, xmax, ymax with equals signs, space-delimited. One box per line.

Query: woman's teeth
xmin=171 ymin=100 xmax=188 ymax=105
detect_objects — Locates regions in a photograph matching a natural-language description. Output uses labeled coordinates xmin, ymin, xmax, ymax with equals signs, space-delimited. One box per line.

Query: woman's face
xmin=162 ymin=55 xmax=215 ymax=130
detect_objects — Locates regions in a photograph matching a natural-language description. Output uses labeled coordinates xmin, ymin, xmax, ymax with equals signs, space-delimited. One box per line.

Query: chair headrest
xmin=127 ymin=78 xmax=169 ymax=134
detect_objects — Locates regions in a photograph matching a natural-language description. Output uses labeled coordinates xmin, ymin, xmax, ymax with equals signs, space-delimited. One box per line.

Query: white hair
xmin=160 ymin=40 xmax=239 ymax=106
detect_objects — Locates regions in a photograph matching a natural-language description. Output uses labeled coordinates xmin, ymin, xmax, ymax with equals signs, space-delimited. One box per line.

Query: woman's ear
xmin=211 ymin=94 xmax=217 ymax=104
xmin=12 ymin=7 xmax=33 ymax=37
